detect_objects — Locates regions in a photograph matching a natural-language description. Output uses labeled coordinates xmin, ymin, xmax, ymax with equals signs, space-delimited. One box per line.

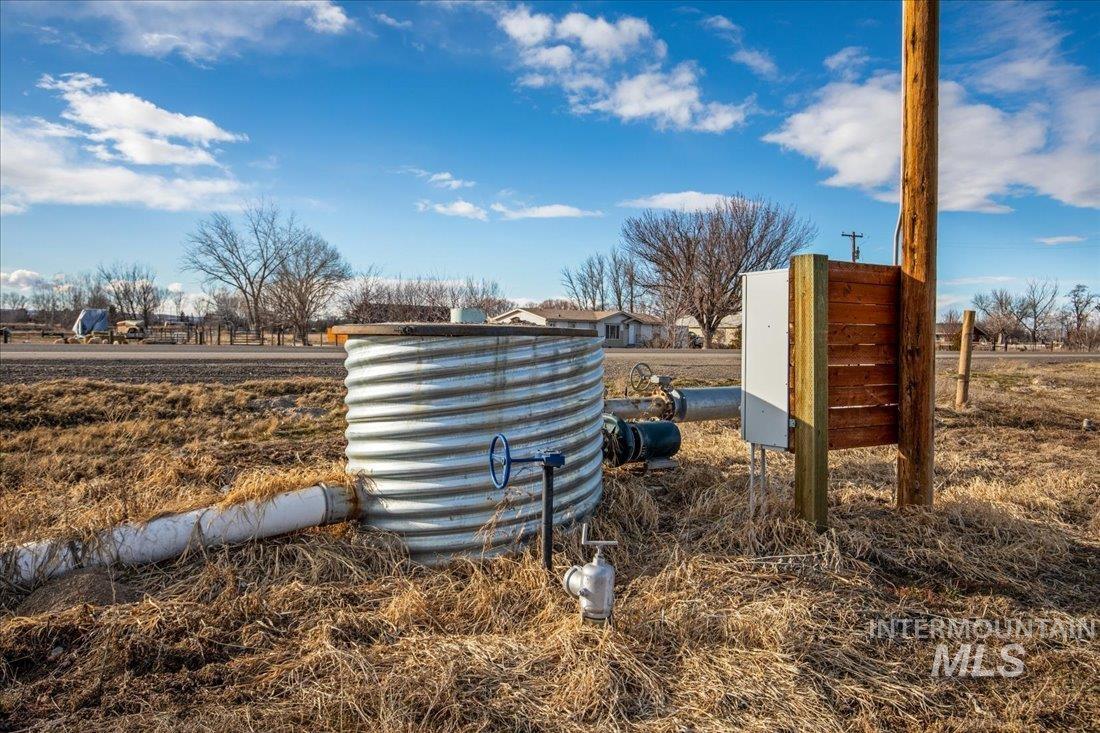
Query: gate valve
xmin=489 ymin=433 xmax=565 ymax=572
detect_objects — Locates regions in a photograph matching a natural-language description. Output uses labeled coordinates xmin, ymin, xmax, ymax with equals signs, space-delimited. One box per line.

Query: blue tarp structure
xmin=72 ymin=308 xmax=109 ymax=336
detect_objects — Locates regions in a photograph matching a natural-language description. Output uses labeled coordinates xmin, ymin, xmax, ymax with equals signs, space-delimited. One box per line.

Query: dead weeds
xmin=0 ymin=362 xmax=1098 ymax=731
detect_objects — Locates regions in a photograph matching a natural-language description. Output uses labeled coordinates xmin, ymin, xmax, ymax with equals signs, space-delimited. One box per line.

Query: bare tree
xmin=940 ymin=307 xmax=963 ymax=349
xmin=267 ymin=233 xmax=351 ymax=345
xmin=30 ymin=281 xmax=63 ymax=326
xmin=973 ymin=289 xmax=1018 ymax=350
xmin=562 ymin=254 xmax=608 ymax=310
xmin=458 ymin=278 xmax=514 ymax=316
xmin=1 ymin=290 xmax=29 ymax=312
xmin=622 ymin=195 xmax=815 ymax=348
xmin=536 ymin=298 xmax=576 ymax=310
xmin=164 ymin=287 xmax=187 ymax=319
xmin=183 ymin=201 xmax=301 ymax=332
xmin=1063 ymin=284 xmax=1097 ymax=348
xmin=1012 ymin=278 xmax=1059 ymax=344
xmin=200 ymin=287 xmax=248 ymax=326
xmin=608 ymin=246 xmax=639 ymax=312
xmin=340 ymin=267 xmax=384 ymax=323
xmin=98 ymin=263 xmax=164 ymax=326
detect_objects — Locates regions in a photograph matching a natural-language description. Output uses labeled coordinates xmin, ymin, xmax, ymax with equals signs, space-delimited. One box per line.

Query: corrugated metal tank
xmin=336 ymin=323 xmax=604 ymax=563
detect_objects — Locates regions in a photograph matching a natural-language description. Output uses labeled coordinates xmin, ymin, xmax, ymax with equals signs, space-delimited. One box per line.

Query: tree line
xmin=2 ymin=201 xmax=517 ymax=345
xmin=560 ymin=194 xmax=816 ymax=348
xmin=967 ymin=280 xmax=1100 ymax=350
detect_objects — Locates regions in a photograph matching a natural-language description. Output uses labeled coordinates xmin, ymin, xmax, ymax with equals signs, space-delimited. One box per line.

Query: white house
xmin=675 ymin=312 xmax=742 ymax=347
xmin=490 ymin=308 xmax=662 ymax=347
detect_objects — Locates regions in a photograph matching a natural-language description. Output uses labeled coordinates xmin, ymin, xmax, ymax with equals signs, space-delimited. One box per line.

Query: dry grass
xmin=1 ymin=361 xmax=1098 ymax=731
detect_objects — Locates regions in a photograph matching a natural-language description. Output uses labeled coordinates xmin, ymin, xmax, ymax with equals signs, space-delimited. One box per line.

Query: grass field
xmin=1 ymin=361 xmax=1098 ymax=731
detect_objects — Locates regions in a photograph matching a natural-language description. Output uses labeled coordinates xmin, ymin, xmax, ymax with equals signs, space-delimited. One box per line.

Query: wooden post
xmin=897 ymin=0 xmax=938 ymax=508
xmin=792 ymin=254 xmax=829 ymax=530
xmin=955 ymin=310 xmax=974 ymax=409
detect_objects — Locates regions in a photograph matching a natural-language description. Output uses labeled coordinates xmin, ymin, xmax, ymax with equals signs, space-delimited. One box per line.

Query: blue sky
xmin=1 ymin=0 xmax=1097 ymax=312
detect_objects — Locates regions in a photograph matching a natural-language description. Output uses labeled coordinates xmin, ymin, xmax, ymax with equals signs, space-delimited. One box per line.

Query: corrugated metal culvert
xmin=337 ymin=323 xmax=604 ymax=563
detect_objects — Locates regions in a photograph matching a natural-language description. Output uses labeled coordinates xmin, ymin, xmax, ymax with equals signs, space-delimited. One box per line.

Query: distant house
xmin=489 ymin=308 xmax=662 ymax=347
xmin=676 ymin=312 xmax=742 ymax=347
xmin=935 ymin=321 xmax=993 ymax=349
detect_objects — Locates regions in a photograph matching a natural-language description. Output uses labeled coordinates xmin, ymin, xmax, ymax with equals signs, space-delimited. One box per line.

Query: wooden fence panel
xmin=790 ymin=260 xmax=902 ymax=451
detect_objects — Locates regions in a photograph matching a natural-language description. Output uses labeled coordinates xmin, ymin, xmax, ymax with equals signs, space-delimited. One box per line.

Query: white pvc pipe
xmin=3 ymin=483 xmax=357 ymax=586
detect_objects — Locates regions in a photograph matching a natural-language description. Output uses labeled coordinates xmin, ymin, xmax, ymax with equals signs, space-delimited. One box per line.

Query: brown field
xmin=1 ymin=361 xmax=1098 ymax=731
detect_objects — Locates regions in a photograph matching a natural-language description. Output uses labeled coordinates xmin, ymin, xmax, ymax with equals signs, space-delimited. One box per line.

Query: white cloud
xmin=618 ymin=191 xmax=733 ymax=211
xmin=404 ymin=167 xmax=475 ymax=189
xmin=1036 ymin=235 xmax=1085 ymax=245
xmin=498 ymin=5 xmax=554 ymax=47
xmin=490 ymin=202 xmax=603 ymax=219
xmin=14 ymin=0 xmax=354 ymax=63
xmin=941 ymin=276 xmax=1016 ymax=286
xmin=415 ymin=199 xmax=487 ymax=221
xmin=554 ymin=12 xmax=652 ymax=62
xmin=2 ymin=76 xmax=245 ymax=215
xmin=167 ymin=282 xmax=185 ymax=293
xmin=0 ymin=269 xmax=49 ymax=291
xmin=765 ymin=3 xmax=1099 ymax=213
xmin=428 ymin=172 xmax=475 ymax=190
xmin=702 ymin=16 xmax=738 ymax=33
xmin=731 ymin=48 xmax=778 ymax=80
xmin=589 ymin=63 xmax=748 ymax=132
xmin=823 ymin=46 xmax=869 ymax=81
xmin=702 ymin=14 xmax=779 ymax=81
xmin=496 ymin=5 xmax=745 ymax=133
xmin=374 ymin=13 xmax=412 ymax=30
xmin=37 ymin=73 xmax=245 ymax=167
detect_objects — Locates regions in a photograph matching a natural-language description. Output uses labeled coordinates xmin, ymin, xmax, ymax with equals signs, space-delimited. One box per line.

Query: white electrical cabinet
xmin=740 ymin=268 xmax=791 ymax=450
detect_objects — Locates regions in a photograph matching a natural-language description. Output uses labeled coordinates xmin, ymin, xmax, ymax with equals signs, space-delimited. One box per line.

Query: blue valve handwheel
xmin=489 ymin=433 xmax=511 ymax=489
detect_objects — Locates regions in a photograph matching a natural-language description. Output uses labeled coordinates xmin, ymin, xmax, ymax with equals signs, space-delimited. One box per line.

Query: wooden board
xmin=828 ymin=364 xmax=898 ymax=387
xmin=827 ymin=301 xmax=898 ymax=325
xmin=827 ymin=343 xmax=898 ymax=365
xmin=829 ymin=405 xmax=898 ymax=429
xmin=827 ymin=261 xmax=901 ymax=287
xmin=828 ymin=384 xmax=899 ymax=408
xmin=830 ymin=423 xmax=899 ymax=450
xmin=827 ymin=323 xmax=898 ymax=345
xmin=828 ymin=281 xmax=899 ymax=305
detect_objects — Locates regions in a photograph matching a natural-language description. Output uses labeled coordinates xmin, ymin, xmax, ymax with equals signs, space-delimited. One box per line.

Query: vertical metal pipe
xmin=542 ymin=464 xmax=554 ymax=572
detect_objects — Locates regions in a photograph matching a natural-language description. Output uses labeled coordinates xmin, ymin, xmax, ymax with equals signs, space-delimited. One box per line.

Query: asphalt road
xmin=1 ymin=343 xmax=1095 ymax=384
xmin=2 ymin=343 xmax=1095 ymax=361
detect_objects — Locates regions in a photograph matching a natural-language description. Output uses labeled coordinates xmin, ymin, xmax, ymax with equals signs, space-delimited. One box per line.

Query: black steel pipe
xmin=541 ymin=464 xmax=554 ymax=572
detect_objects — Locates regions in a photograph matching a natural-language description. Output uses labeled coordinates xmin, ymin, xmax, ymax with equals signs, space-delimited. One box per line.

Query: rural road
xmin=1 ymin=343 xmax=1095 ymax=384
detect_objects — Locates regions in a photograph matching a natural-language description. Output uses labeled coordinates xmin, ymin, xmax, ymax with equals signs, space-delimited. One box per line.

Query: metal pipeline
xmin=668 ymin=387 xmax=742 ymax=422
xmin=604 ymin=386 xmax=742 ymax=423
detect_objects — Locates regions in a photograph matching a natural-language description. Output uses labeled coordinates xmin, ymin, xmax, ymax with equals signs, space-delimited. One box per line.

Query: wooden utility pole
xmin=897 ymin=0 xmax=938 ymax=507
xmin=955 ymin=309 xmax=975 ymax=409
xmin=842 ymin=231 xmax=864 ymax=262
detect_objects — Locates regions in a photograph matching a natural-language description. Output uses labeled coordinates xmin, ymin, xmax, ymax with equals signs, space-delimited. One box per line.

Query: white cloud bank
xmin=1 ymin=74 xmax=245 ymax=215
xmin=415 ymin=199 xmax=487 ymax=221
xmin=16 ymin=0 xmax=354 ymax=63
xmin=1036 ymin=235 xmax=1085 ymax=245
xmin=497 ymin=5 xmax=748 ymax=133
xmin=618 ymin=191 xmax=734 ymax=211
xmin=764 ymin=2 xmax=1099 ymax=213
xmin=490 ymin=202 xmax=602 ymax=220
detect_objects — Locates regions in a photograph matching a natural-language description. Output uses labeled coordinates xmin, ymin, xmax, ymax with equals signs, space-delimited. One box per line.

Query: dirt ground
xmin=0 ymin=360 xmax=1097 ymax=731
